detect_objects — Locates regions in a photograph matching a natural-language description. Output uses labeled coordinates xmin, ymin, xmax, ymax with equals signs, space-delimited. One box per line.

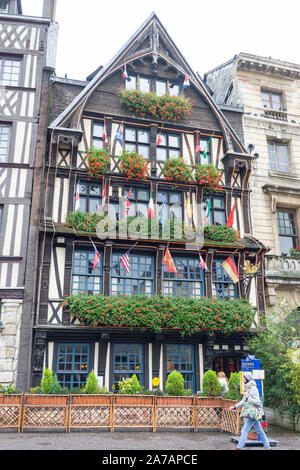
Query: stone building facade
xmin=205 ymin=53 xmax=300 ymax=309
xmin=23 ymin=14 xmax=268 ymax=393
xmin=0 ymin=0 xmax=58 ymax=388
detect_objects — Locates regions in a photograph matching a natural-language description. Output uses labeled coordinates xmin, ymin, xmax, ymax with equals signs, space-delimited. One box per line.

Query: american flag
xmin=120 ymin=252 xmax=130 ymax=274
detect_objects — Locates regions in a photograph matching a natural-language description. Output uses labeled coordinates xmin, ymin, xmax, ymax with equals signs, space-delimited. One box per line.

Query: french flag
xmin=123 ymin=64 xmax=129 ymax=80
xmin=183 ymin=75 xmax=190 ymax=90
xmin=93 ymin=246 xmax=100 ymax=270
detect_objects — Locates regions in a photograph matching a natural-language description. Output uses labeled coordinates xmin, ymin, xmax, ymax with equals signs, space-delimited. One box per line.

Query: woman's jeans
xmin=237 ymin=417 xmax=271 ymax=449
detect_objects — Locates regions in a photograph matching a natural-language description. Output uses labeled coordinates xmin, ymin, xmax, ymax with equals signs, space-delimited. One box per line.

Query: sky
xmin=21 ymin=0 xmax=299 ymax=82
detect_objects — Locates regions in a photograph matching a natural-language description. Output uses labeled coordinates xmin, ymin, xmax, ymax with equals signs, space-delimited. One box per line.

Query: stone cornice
xmin=236 ymin=53 xmax=300 ymax=79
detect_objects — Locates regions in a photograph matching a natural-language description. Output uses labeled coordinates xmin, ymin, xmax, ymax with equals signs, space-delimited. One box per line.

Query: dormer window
xmin=0 ymin=0 xmax=9 ymax=13
xmin=125 ymin=74 xmax=180 ymax=96
xmin=156 ymin=79 xmax=180 ymax=97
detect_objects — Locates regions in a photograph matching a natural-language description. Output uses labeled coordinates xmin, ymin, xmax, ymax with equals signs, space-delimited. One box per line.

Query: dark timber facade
xmin=26 ymin=13 xmax=267 ymax=392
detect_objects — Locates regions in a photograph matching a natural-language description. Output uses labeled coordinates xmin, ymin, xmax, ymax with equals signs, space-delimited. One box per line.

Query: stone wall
xmin=0 ymin=299 xmax=23 ymax=386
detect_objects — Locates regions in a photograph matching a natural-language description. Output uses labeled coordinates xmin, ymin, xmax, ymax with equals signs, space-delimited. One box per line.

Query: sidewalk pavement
xmin=0 ymin=426 xmax=299 ymax=451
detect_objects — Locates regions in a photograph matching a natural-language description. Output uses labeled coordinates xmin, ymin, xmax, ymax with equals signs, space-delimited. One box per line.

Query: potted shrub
xmin=159 ymin=370 xmax=193 ymax=406
xmin=115 ymin=374 xmax=152 ymax=405
xmin=198 ymin=370 xmax=222 ymax=407
xmin=26 ymin=368 xmax=68 ymax=405
xmin=118 ymin=150 xmax=149 ymax=180
xmin=162 ymin=157 xmax=193 ymax=185
xmin=223 ymin=372 xmax=241 ymax=409
xmin=71 ymin=371 xmax=111 ymax=405
xmin=195 ymin=164 xmax=223 ymax=194
xmin=86 ymin=147 xmax=110 ymax=179
xmin=0 ymin=384 xmax=23 ymax=405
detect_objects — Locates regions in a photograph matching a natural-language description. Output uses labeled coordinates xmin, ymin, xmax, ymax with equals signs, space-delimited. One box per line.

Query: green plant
xmin=120 ymin=89 xmax=192 ymax=121
xmin=0 ymin=384 xmax=22 ymax=394
xmin=202 ymin=370 xmax=221 ymax=397
xmin=118 ymin=150 xmax=149 ymax=180
xmin=86 ymin=146 xmax=110 ymax=179
xmin=40 ymin=368 xmax=53 ymax=394
xmin=162 ymin=157 xmax=193 ymax=184
xmin=226 ymin=372 xmax=243 ymax=401
xmin=70 ymin=387 xmax=84 ymax=395
xmin=64 ymin=211 xmax=108 ymax=233
xmin=63 ymin=294 xmax=255 ymax=336
xmin=165 ymin=370 xmax=188 ymax=396
xmin=195 ymin=164 xmax=223 ymax=193
xmin=289 ymin=246 xmax=300 ymax=258
xmin=84 ymin=370 xmax=100 ymax=394
xmin=204 ymin=224 xmax=240 ymax=243
xmin=118 ymin=374 xmax=142 ymax=394
xmin=49 ymin=374 xmax=62 ymax=394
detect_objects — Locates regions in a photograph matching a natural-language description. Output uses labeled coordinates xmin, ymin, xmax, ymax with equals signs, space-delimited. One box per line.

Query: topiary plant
xmin=118 ymin=374 xmax=142 ymax=394
xmin=226 ymin=371 xmax=242 ymax=401
xmin=49 ymin=374 xmax=63 ymax=394
xmin=40 ymin=368 xmax=53 ymax=394
xmin=202 ymin=370 xmax=221 ymax=397
xmin=165 ymin=370 xmax=186 ymax=396
xmin=84 ymin=370 xmax=100 ymax=394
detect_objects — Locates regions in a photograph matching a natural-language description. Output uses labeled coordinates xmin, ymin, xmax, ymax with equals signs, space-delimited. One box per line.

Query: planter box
xmin=156 ymin=396 xmax=193 ymax=406
xmin=71 ymin=394 xmax=111 ymax=405
xmin=0 ymin=394 xmax=22 ymax=405
xmin=196 ymin=396 xmax=223 ymax=407
xmin=25 ymin=395 xmax=68 ymax=405
xmin=114 ymin=395 xmax=154 ymax=405
xmin=222 ymin=399 xmax=238 ymax=409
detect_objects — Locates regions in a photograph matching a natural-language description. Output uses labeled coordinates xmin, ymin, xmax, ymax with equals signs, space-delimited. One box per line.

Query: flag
xmin=160 ymin=197 xmax=167 ymax=231
xmin=163 ymin=246 xmax=177 ymax=274
xmin=102 ymin=119 xmax=107 ymax=147
xmin=156 ymin=133 xmax=163 ymax=146
xmin=222 ymin=256 xmax=239 ymax=283
xmin=124 ymin=189 xmax=131 ymax=216
xmin=75 ymin=183 xmax=80 ymax=211
xmin=185 ymin=192 xmax=193 ymax=223
xmin=195 ymin=132 xmax=201 ymax=153
xmin=115 ymin=124 xmax=124 ymax=147
xmin=203 ymin=199 xmax=211 ymax=225
xmin=148 ymin=191 xmax=155 ymax=219
xmin=100 ymin=182 xmax=107 ymax=210
xmin=120 ymin=251 xmax=130 ymax=274
xmin=202 ymin=135 xmax=212 ymax=159
xmin=122 ymin=64 xmax=129 ymax=80
xmin=199 ymin=253 xmax=208 ymax=271
xmin=226 ymin=201 xmax=236 ymax=227
xmin=182 ymin=75 xmax=190 ymax=90
xmin=93 ymin=245 xmax=101 ymax=270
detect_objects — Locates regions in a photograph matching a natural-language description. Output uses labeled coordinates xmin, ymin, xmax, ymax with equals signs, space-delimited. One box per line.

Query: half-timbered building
xmin=27 ymin=13 xmax=267 ymax=392
xmin=0 ymin=0 xmax=58 ymax=388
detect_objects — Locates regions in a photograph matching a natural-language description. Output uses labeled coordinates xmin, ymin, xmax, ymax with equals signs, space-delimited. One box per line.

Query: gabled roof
xmin=49 ymin=12 xmax=247 ymax=155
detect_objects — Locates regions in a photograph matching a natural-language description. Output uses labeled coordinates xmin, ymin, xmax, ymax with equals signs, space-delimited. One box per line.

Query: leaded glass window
xmin=56 ymin=343 xmax=90 ymax=390
xmin=212 ymin=259 xmax=238 ymax=300
xmin=72 ymin=250 xmax=102 ymax=294
xmin=162 ymin=256 xmax=205 ymax=298
xmin=111 ymin=253 xmax=154 ymax=296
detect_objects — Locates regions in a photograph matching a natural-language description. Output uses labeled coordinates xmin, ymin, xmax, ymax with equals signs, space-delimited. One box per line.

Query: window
xmin=56 ymin=343 xmax=89 ymax=390
xmin=157 ymin=189 xmax=183 ymax=221
xmin=0 ymin=0 xmax=9 ymax=13
xmin=139 ymin=76 xmax=151 ymax=93
xmin=92 ymin=121 xmax=106 ymax=149
xmin=0 ymin=206 xmax=3 ymax=232
xmin=166 ymin=344 xmax=195 ymax=393
xmin=276 ymin=210 xmax=298 ymax=255
xmin=124 ymin=126 xmax=150 ymax=160
xmin=212 ymin=259 xmax=238 ymax=300
xmin=267 ymin=141 xmax=290 ymax=172
xmin=111 ymin=253 xmax=154 ymax=296
xmin=125 ymin=74 xmax=137 ymax=90
xmin=123 ymin=186 xmax=149 ymax=218
xmin=163 ymin=256 xmax=205 ymax=298
xmin=113 ymin=343 xmax=144 ymax=388
xmin=155 ymin=79 xmax=180 ymax=97
xmin=0 ymin=57 xmax=21 ymax=86
xmin=203 ymin=196 xmax=225 ymax=225
xmin=156 ymin=131 xmax=181 ymax=161
xmin=198 ymin=136 xmax=212 ymax=165
xmin=0 ymin=124 xmax=10 ymax=162
xmin=72 ymin=250 xmax=102 ymax=294
xmin=76 ymin=181 xmax=102 ymax=213
xmin=261 ymin=90 xmax=283 ymax=110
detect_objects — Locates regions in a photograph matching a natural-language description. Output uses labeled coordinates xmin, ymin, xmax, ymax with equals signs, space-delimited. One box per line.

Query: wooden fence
xmin=0 ymin=394 xmax=241 ymax=434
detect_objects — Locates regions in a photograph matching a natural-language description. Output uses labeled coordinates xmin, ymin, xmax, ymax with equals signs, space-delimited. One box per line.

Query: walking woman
xmin=229 ymin=372 xmax=271 ymax=450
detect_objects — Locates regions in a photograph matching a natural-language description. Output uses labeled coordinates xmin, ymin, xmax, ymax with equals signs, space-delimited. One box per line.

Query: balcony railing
xmin=263 ymin=109 xmax=288 ymax=121
xmin=265 ymin=255 xmax=300 ymax=283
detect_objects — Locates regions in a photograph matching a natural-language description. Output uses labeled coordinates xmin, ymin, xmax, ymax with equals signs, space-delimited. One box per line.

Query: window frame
xmin=203 ymin=195 xmax=226 ymax=226
xmin=162 ymin=255 xmax=205 ymax=298
xmin=157 ymin=188 xmax=183 ymax=222
xmin=71 ymin=249 xmax=103 ymax=294
xmin=92 ymin=120 xmax=106 ymax=149
xmin=276 ymin=209 xmax=298 ymax=255
xmin=198 ymin=136 xmax=212 ymax=165
xmin=123 ymin=126 xmax=150 ymax=160
xmin=112 ymin=343 xmax=144 ymax=389
xmin=0 ymin=123 xmax=11 ymax=163
xmin=267 ymin=140 xmax=290 ymax=173
xmin=156 ymin=130 xmax=181 ymax=162
xmin=56 ymin=343 xmax=90 ymax=390
xmin=123 ymin=185 xmax=150 ymax=219
xmin=0 ymin=0 xmax=9 ymax=13
xmin=212 ymin=258 xmax=239 ymax=300
xmin=75 ymin=180 xmax=103 ymax=213
xmin=0 ymin=56 xmax=21 ymax=87
xmin=0 ymin=205 xmax=3 ymax=233
xmin=125 ymin=74 xmax=180 ymax=97
xmin=261 ymin=89 xmax=283 ymax=111
xmin=165 ymin=344 xmax=195 ymax=393
xmin=110 ymin=251 xmax=155 ymax=296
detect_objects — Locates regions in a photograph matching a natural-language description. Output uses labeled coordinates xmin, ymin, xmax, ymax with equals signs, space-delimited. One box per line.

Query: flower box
xmin=25 ymin=394 xmax=68 ymax=405
xmin=114 ymin=395 xmax=154 ymax=405
xmin=156 ymin=396 xmax=193 ymax=406
xmin=71 ymin=394 xmax=112 ymax=405
xmin=0 ymin=394 xmax=22 ymax=405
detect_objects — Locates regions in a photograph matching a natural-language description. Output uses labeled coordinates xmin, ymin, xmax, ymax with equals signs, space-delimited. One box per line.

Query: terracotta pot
xmin=71 ymin=394 xmax=111 ymax=405
xmin=25 ymin=394 xmax=68 ymax=405
xmin=156 ymin=396 xmax=193 ymax=406
xmin=0 ymin=394 xmax=22 ymax=405
xmin=248 ymin=432 xmax=258 ymax=440
xmin=114 ymin=395 xmax=154 ymax=405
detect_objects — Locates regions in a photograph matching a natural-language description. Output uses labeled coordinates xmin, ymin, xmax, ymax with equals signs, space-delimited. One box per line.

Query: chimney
xmin=42 ymin=0 xmax=57 ymax=22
